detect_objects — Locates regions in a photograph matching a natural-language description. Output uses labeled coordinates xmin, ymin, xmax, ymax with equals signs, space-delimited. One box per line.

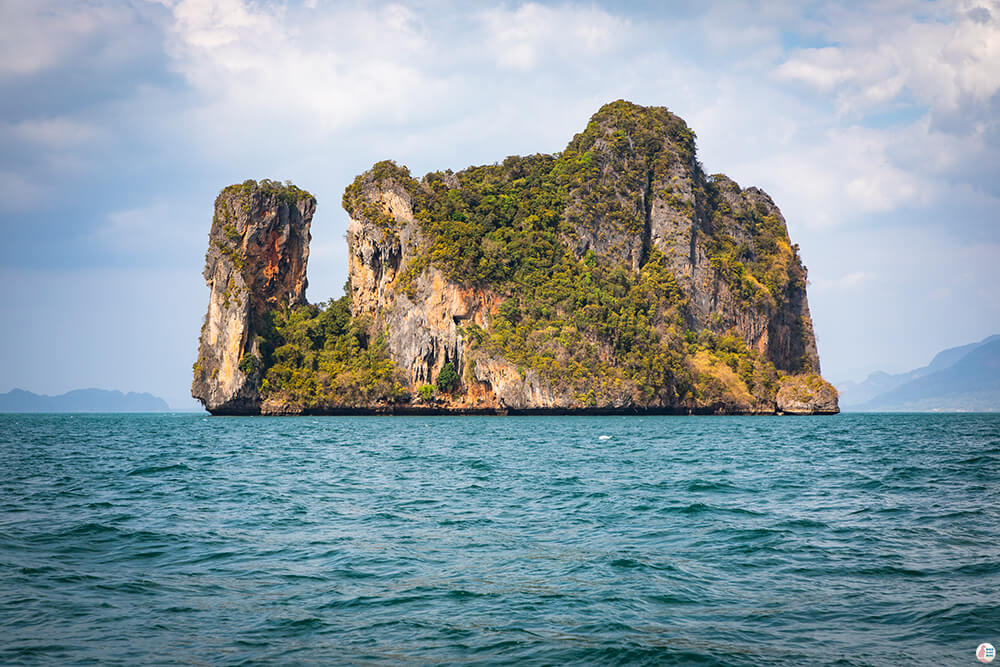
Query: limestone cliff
xmin=194 ymin=101 xmax=838 ymax=415
xmin=338 ymin=102 xmax=836 ymax=414
xmin=192 ymin=180 xmax=315 ymax=414
xmin=560 ymin=105 xmax=818 ymax=374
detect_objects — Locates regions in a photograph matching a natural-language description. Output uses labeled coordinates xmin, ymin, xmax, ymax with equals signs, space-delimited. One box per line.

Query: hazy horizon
xmin=2 ymin=0 xmax=998 ymax=410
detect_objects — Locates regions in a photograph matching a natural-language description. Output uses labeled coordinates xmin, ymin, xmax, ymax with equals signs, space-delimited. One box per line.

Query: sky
xmin=0 ymin=0 xmax=998 ymax=409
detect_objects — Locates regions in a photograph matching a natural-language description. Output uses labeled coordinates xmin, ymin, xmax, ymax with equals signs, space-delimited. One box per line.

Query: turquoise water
xmin=1 ymin=414 xmax=998 ymax=665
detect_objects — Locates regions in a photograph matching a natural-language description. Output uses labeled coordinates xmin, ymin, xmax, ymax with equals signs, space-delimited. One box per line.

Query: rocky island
xmin=193 ymin=101 xmax=838 ymax=415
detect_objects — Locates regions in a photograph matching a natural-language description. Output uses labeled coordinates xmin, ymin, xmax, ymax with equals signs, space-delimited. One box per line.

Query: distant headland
xmin=192 ymin=101 xmax=838 ymax=416
xmin=838 ymin=334 xmax=1000 ymax=412
xmin=0 ymin=388 xmax=170 ymax=413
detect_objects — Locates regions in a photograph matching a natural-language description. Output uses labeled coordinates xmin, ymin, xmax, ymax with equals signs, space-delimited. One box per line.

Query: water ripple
xmin=1 ymin=413 xmax=998 ymax=665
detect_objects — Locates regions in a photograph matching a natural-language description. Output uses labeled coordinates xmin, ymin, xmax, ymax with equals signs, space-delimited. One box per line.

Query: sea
xmin=1 ymin=413 xmax=997 ymax=665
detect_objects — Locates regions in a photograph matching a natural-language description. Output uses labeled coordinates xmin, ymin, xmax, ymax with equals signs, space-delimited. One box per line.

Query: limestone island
xmin=192 ymin=101 xmax=839 ymax=415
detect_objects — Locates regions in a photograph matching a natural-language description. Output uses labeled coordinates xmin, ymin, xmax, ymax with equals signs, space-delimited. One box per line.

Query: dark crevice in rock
xmin=640 ymin=165 xmax=654 ymax=269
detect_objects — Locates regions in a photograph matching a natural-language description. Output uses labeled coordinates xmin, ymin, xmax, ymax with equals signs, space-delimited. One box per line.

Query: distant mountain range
xmin=837 ymin=335 xmax=1000 ymax=412
xmin=0 ymin=388 xmax=171 ymax=413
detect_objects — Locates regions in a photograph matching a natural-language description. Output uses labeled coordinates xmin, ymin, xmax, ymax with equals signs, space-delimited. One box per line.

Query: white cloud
xmin=145 ymin=0 xmax=653 ymax=173
xmin=0 ymin=0 xmax=108 ymax=76
xmin=735 ymin=123 xmax=934 ymax=229
xmin=158 ymin=0 xmax=445 ymax=138
xmin=0 ymin=0 xmax=153 ymax=78
xmin=774 ymin=46 xmax=858 ymax=94
xmin=478 ymin=3 xmax=628 ymax=70
xmin=776 ymin=2 xmax=1000 ymax=117
xmin=3 ymin=117 xmax=100 ymax=147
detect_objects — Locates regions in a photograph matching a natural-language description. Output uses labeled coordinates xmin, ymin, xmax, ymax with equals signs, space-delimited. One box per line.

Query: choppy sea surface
xmin=1 ymin=413 xmax=998 ymax=665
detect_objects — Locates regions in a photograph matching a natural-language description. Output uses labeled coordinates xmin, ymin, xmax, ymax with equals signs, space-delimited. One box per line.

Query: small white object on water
xmin=599 ymin=435 xmax=612 ymax=441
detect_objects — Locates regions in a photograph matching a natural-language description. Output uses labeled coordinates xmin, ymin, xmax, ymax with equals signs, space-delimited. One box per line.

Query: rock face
xmin=192 ymin=180 xmax=315 ymax=414
xmin=342 ymin=102 xmax=836 ymax=414
xmin=561 ymin=106 xmax=818 ymax=374
xmin=194 ymin=102 xmax=838 ymax=415
xmin=776 ymin=375 xmax=840 ymax=415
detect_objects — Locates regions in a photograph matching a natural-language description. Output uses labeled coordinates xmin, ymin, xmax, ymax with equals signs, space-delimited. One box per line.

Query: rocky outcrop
xmin=192 ymin=180 xmax=315 ymax=414
xmin=564 ymin=107 xmax=818 ymax=374
xmin=346 ymin=170 xmax=501 ymax=406
xmin=776 ymin=374 xmax=840 ymax=415
xmin=341 ymin=103 xmax=836 ymax=414
xmin=194 ymin=102 xmax=838 ymax=415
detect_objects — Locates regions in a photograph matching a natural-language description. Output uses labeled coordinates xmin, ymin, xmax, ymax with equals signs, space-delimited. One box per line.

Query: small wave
xmin=438 ymin=516 xmax=493 ymax=527
xmin=51 ymin=522 xmax=120 ymax=538
xmin=397 ymin=498 xmax=440 ymax=507
xmin=1 ymin=645 xmax=72 ymax=660
xmin=851 ymin=565 xmax=928 ymax=577
xmin=914 ymin=508 xmax=982 ymax=523
xmin=957 ymin=455 xmax=997 ymax=465
xmin=184 ymin=550 xmax=239 ymax=565
xmin=684 ymin=479 xmax=745 ymax=493
xmin=945 ymin=560 xmax=1000 ymax=577
xmin=446 ymin=589 xmax=493 ymax=599
xmin=775 ymin=518 xmax=828 ymax=529
xmin=552 ymin=475 xmax=581 ymax=486
xmin=279 ymin=573 xmax=328 ymax=583
xmin=328 ymin=567 xmax=381 ymax=580
xmin=316 ymin=595 xmax=377 ymax=610
xmin=51 ymin=572 xmax=102 ymax=584
xmin=163 ymin=605 xmax=198 ymax=613
xmin=646 ymin=592 xmax=699 ymax=606
xmin=721 ymin=527 xmax=788 ymax=540
xmin=266 ymin=616 xmax=327 ymax=637
xmin=95 ymin=579 xmax=164 ymax=595
xmin=127 ymin=463 xmax=193 ymax=476
xmin=661 ymin=502 xmax=764 ymax=517
xmin=318 ymin=593 xmax=433 ymax=610
xmin=883 ymin=466 xmax=924 ymax=481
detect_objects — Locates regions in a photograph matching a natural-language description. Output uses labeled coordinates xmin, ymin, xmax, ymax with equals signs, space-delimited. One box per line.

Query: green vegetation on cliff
xmin=219 ymin=178 xmax=314 ymax=206
xmin=701 ymin=176 xmax=804 ymax=312
xmin=208 ymin=100 xmax=831 ymax=413
xmin=255 ymin=294 xmax=405 ymax=409
xmin=337 ymin=101 xmax=802 ymax=407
